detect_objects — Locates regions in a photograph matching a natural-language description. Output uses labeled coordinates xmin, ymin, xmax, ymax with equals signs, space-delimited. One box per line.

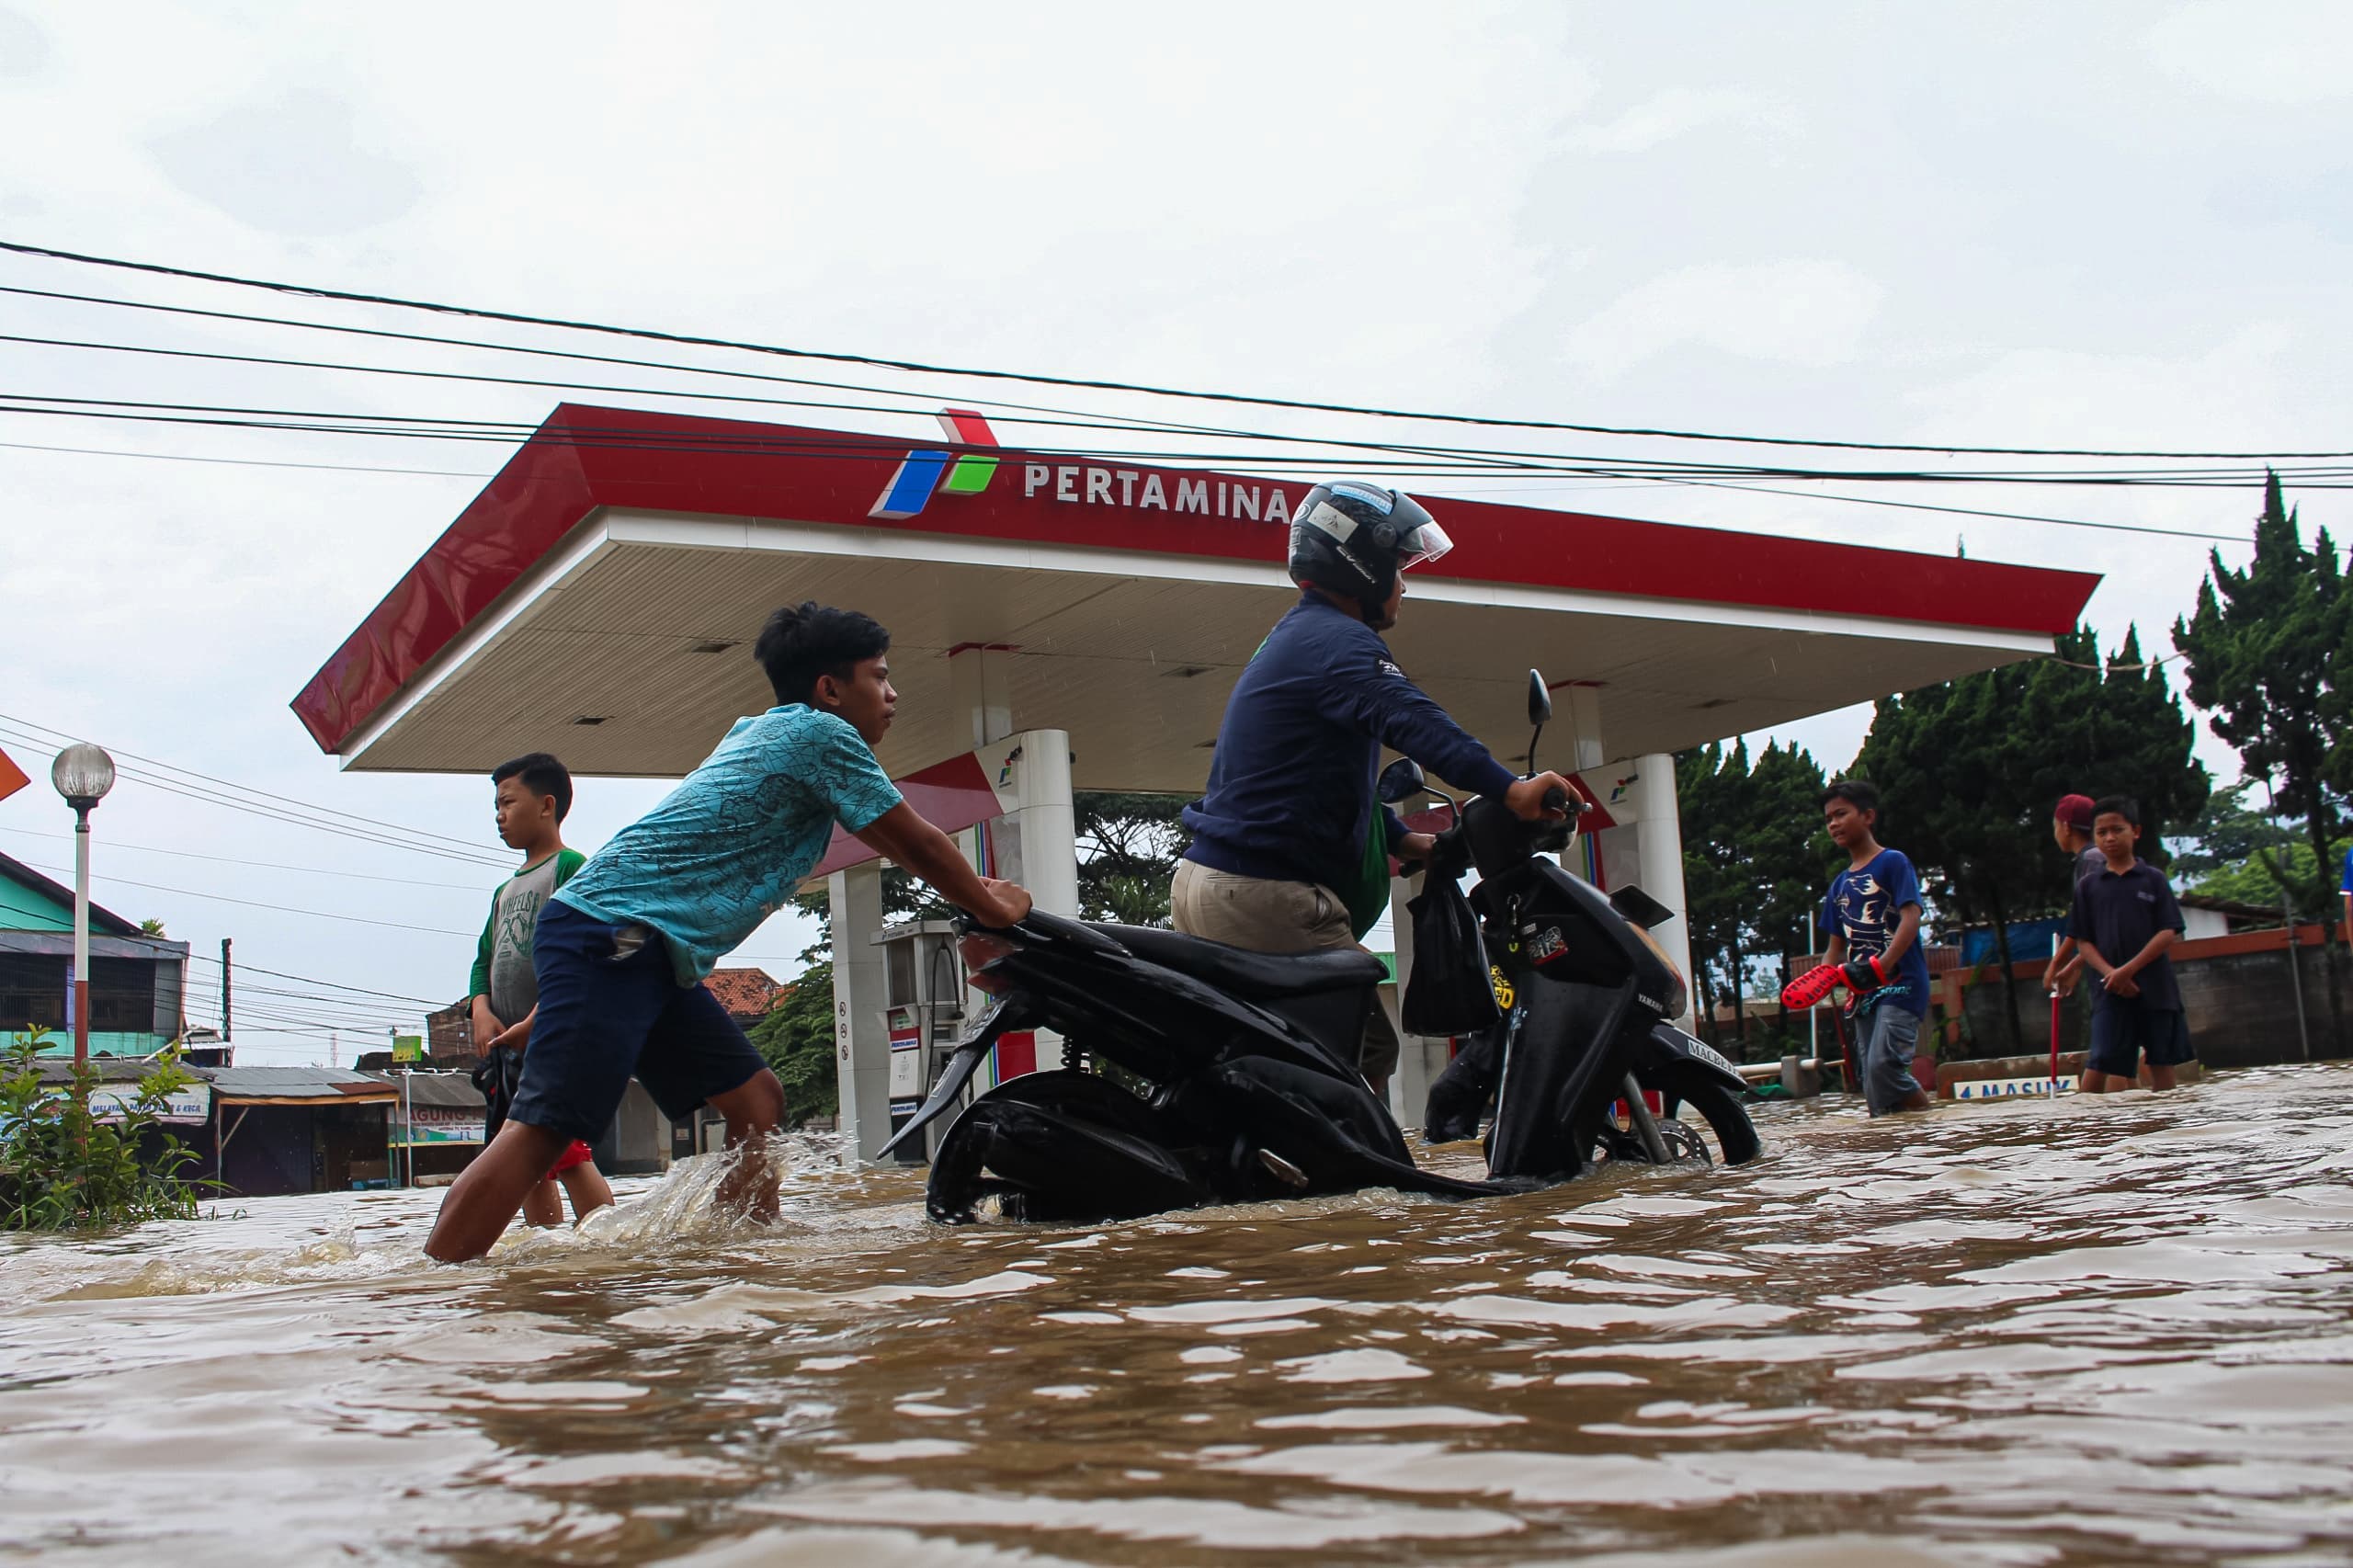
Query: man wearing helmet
xmin=1174 ymin=481 xmax=1575 ymax=1096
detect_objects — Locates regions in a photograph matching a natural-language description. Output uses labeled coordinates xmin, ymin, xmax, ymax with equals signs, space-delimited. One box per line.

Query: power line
xmin=6 ymin=236 xmax=2347 ymax=461
xmin=0 ymin=825 xmax=484 ymax=889
xmin=0 ymin=280 xmax=1336 ymax=455
xmin=10 ymin=858 xmax=472 ymax=937
xmin=0 ymin=437 xmax=486 ymax=478
xmin=1624 ymin=474 xmax=2252 ymax=545
xmin=181 ymin=952 xmax=449 ymax=1007
xmin=0 ymin=713 xmax=507 ymax=865
xmin=17 ymin=326 xmax=2347 ymax=519
xmin=4 ymin=396 xmax=2337 ymax=556
xmin=20 ymin=278 xmax=2311 ymax=517
xmin=3 ymin=393 xmax=2346 ymax=491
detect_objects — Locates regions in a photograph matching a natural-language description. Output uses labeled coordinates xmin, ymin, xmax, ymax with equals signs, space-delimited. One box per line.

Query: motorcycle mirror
xmin=1608 ymin=884 xmax=1677 ymax=930
xmin=1527 ymin=670 xmax=1553 ymax=726
xmin=1377 ymin=757 xmax=1427 ymax=804
xmin=1525 ymin=670 xmax=1552 ymax=776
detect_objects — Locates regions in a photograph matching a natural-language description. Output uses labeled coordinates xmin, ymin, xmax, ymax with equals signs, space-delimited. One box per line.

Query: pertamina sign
xmin=872 ymin=410 xmax=1295 ymax=527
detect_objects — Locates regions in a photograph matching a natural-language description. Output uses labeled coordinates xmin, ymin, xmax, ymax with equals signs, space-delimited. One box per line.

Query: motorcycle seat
xmin=1091 ymin=923 xmax=1388 ymax=998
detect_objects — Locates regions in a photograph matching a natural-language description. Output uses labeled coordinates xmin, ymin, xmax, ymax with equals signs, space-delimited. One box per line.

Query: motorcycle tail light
xmin=960 ymin=930 xmax=1017 ymax=994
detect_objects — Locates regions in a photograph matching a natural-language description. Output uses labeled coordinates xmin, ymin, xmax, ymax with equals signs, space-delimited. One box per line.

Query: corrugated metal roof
xmin=202 ymin=1066 xmax=398 ymax=1103
xmin=368 ymin=1072 xmax=486 ymax=1109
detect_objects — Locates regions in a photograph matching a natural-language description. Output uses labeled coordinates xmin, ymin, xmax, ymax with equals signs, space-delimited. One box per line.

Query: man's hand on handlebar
xmin=1504 ymin=772 xmax=1579 ymax=824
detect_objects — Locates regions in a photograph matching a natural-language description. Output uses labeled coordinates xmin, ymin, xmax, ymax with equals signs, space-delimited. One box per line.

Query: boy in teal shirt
xmin=467 ymin=752 xmax=612 ymax=1228
xmin=426 ymin=603 xmax=1030 ymax=1262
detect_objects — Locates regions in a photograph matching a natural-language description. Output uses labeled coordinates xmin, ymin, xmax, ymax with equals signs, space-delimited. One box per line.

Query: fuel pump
xmin=873 ymin=918 xmax=968 ymax=1165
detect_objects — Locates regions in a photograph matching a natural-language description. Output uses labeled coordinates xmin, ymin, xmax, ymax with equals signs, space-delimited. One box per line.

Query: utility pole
xmin=221 ymin=937 xmax=233 ymax=1045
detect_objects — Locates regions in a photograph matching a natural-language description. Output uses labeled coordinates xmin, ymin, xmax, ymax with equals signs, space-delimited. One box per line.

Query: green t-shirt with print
xmin=468 ymin=847 xmax=586 ymax=1026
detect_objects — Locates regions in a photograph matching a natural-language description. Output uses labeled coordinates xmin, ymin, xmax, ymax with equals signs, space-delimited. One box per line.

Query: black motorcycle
xmin=880 ymin=670 xmax=1759 ymax=1222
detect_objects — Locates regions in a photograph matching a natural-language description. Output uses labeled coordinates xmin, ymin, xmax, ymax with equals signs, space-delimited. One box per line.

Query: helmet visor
xmin=1396 ymin=519 xmax=1454 ymax=573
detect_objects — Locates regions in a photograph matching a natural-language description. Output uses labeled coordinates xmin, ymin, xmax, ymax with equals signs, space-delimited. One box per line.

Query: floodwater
xmin=4 ymin=1067 xmax=2351 ymax=1567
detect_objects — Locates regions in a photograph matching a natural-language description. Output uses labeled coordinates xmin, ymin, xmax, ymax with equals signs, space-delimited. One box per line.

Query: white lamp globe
xmin=51 ymin=743 xmax=116 ymax=809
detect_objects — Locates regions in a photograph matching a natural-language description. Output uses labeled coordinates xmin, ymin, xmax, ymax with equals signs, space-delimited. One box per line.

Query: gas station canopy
xmin=293 ymin=404 xmax=2099 ymax=786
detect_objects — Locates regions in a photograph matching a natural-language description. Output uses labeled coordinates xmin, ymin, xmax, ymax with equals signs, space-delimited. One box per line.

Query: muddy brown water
xmin=3 ymin=1064 xmax=2350 ymax=1566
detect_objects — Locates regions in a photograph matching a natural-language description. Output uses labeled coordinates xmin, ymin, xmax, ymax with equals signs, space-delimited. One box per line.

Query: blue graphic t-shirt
xmin=1818 ymin=847 xmax=1931 ymax=1018
xmin=556 ymin=706 xmax=904 ymax=984
xmin=2341 ymin=847 xmax=2353 ymax=896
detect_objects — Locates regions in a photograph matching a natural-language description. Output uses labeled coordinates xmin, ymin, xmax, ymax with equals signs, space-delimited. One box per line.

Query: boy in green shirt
xmin=468 ymin=753 xmax=613 ymax=1226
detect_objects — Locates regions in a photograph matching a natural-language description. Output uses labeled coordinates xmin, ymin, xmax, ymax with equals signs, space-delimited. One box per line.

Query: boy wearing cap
xmin=2041 ymin=793 xmax=2108 ymax=997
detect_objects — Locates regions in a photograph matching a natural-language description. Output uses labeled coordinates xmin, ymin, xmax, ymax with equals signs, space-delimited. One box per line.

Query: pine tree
xmin=2175 ymin=474 xmax=2350 ymax=1051
xmin=2174 ymin=474 xmax=2350 ymax=919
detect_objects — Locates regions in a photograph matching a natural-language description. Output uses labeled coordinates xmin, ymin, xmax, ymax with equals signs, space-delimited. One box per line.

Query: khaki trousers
xmin=1170 ymin=858 xmax=1401 ymax=1083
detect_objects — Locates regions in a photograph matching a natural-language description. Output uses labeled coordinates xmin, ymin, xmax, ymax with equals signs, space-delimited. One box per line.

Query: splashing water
xmin=1 ymin=1065 xmax=2349 ymax=1564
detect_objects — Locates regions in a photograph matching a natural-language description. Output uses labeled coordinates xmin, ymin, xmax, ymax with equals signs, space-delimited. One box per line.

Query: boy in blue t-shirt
xmin=425 ymin=602 xmax=1032 ymax=1262
xmin=1817 ymin=779 xmax=1934 ymax=1115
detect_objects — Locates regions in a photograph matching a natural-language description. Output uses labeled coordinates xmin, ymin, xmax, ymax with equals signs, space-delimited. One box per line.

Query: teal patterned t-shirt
xmin=555 ymin=705 xmax=904 ymax=984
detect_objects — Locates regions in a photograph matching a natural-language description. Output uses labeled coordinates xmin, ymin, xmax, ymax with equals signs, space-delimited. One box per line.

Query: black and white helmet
xmin=1287 ymin=482 xmax=1454 ymax=617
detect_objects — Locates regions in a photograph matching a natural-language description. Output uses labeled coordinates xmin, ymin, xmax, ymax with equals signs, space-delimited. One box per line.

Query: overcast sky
xmin=2 ymin=2 xmax=2347 ymax=1062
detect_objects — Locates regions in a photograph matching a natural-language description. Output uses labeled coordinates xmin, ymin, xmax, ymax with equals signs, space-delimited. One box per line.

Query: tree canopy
xmin=745 ymin=962 xmax=838 ymax=1130
xmin=2174 ymin=474 xmax=2350 ymax=921
xmin=1675 ymin=739 xmax=1834 ymax=1044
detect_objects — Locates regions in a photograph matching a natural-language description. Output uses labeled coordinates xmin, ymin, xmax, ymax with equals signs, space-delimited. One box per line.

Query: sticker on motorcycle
xmin=1671 ymin=1029 xmax=1737 ymax=1076
xmin=1521 ymin=925 xmax=1567 ymax=965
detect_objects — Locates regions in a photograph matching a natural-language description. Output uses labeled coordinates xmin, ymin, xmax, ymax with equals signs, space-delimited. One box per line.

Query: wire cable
xmin=181 ymin=953 xmax=449 ymax=1008
xmin=0 ymin=825 xmax=485 ymax=889
xmin=0 ymin=713 xmax=508 ymax=864
xmin=9 ymin=858 xmax=474 ymax=937
xmin=6 ymin=236 xmax=2348 ymax=461
xmin=3 ymin=394 xmax=2345 ymax=491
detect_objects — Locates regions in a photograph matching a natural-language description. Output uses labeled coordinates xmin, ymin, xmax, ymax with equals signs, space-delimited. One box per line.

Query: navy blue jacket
xmin=1183 ymin=594 xmax=1520 ymax=892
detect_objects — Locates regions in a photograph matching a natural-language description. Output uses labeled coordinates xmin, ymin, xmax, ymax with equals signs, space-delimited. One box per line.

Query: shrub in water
xmin=0 ymin=1027 xmax=210 ymax=1230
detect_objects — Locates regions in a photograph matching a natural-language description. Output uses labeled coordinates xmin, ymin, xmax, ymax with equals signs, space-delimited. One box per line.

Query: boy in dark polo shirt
xmin=2069 ymin=794 xmax=2193 ymax=1093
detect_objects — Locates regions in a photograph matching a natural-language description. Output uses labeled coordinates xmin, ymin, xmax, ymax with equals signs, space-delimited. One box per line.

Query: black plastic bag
xmin=1402 ymin=877 xmax=1502 ymax=1038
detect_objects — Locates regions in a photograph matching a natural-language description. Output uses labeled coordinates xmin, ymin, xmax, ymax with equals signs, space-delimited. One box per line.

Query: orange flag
xmin=0 ymin=746 xmax=28 ymax=804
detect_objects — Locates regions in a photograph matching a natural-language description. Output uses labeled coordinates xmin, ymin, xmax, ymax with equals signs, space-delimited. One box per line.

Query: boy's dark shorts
xmin=505 ymin=899 xmax=770 ymax=1144
xmin=2086 ymin=1001 xmax=2195 ymax=1078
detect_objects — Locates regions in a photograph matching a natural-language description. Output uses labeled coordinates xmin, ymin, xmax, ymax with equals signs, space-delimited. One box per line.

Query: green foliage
xmin=794 ymin=792 xmax=1191 ymax=951
xmin=2188 ymin=838 xmax=2347 ymax=910
xmin=2174 ymin=475 xmax=2351 ymax=920
xmin=1074 ymin=792 xmax=1188 ymax=926
xmin=1675 ymin=739 xmax=1835 ymax=1043
xmin=745 ymin=965 xmax=840 ymax=1131
xmin=0 ymin=1028 xmax=208 ymax=1231
xmin=1852 ymin=622 xmax=2209 ymax=1051
xmin=2173 ymin=780 xmax=2299 ymax=880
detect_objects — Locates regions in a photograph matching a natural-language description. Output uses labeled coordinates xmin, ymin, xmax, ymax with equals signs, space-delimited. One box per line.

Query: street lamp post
xmin=51 ymin=744 xmax=117 ymax=1069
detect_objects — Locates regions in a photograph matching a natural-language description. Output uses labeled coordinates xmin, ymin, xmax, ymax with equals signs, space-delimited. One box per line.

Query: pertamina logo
xmin=870 ymin=409 xmax=1003 ymax=520
xmin=871 ymin=409 xmax=1297 ymax=525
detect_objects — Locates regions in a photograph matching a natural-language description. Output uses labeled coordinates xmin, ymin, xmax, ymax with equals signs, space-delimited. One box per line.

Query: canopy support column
xmin=829 ymin=860 xmax=890 ymax=1163
xmin=1630 ymin=751 xmax=1696 ymax=1028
